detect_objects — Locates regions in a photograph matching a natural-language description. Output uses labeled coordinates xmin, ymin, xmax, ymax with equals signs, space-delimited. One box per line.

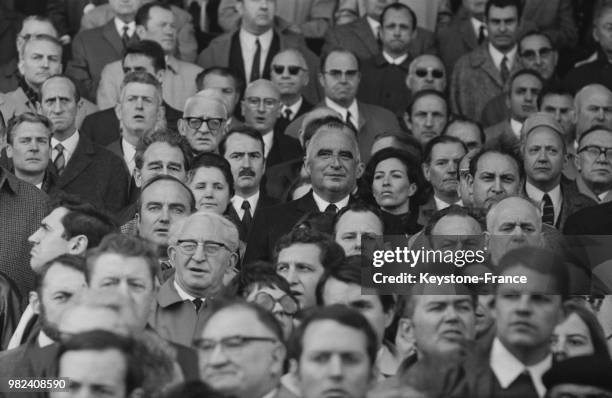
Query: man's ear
xmin=6 ymin=144 xmax=12 ymax=159
xmin=355 ymin=160 xmax=365 ymax=179
xmin=383 ymin=304 xmax=395 ymax=328
xmin=134 ymin=168 xmax=143 ymax=188
xmin=422 ymin=162 xmax=431 ymax=182
xmin=68 ymin=235 xmax=89 ymax=256
xmin=466 ymin=173 xmax=475 ymax=195
xmin=30 ymin=291 xmax=41 ymax=315
xmin=404 ymin=112 xmax=412 ymax=131
xmin=135 ymin=25 xmax=146 ymax=39
xmin=167 ymin=246 xmax=176 ymax=264
xmin=270 ymin=343 xmax=287 ymax=376
xmin=115 ymin=103 xmax=122 ymax=122
xmin=483 ymin=230 xmax=491 ymax=251
xmin=17 ymin=59 xmax=24 ymax=76
xmin=574 ymin=152 xmax=582 ymax=172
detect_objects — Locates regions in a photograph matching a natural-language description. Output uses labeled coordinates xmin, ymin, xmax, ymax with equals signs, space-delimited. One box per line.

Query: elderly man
xmin=39 ymin=75 xmax=131 ymax=215
xmin=451 ymin=0 xmax=523 ymax=122
xmin=196 ymin=67 xmax=242 ymax=125
xmin=271 ymin=49 xmax=313 ymax=134
xmin=358 ymin=3 xmax=419 ymax=116
xmin=333 ymin=203 xmax=385 ymax=256
xmin=179 ymin=89 xmax=229 ymax=155
xmin=465 ymin=246 xmax=567 ymax=398
xmin=404 ymin=90 xmax=449 ymax=147
xmin=83 ymin=41 xmax=184 ymax=147
xmin=97 ymin=2 xmax=203 ymax=112
xmin=196 ymin=301 xmax=293 ymax=398
xmin=242 ymin=79 xmax=302 ymax=167
xmin=244 ymin=118 xmax=362 ymax=263
xmin=572 ymin=126 xmax=612 ymax=204
xmin=521 ymin=113 xmax=596 ymax=230
xmin=573 ymin=84 xmax=612 ymax=140
xmin=150 ymin=211 xmax=239 ymax=346
xmin=220 ymin=126 xmax=279 ymax=241
xmin=405 ymin=54 xmax=447 ymax=97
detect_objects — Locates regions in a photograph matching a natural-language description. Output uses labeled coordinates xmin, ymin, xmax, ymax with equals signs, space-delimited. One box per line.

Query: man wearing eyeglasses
xmin=150 ymin=211 xmax=239 ymax=346
xmin=241 ymin=79 xmax=302 ymax=168
xmin=196 ymin=301 xmax=293 ymax=398
xmin=179 ymin=89 xmax=229 ymax=155
xmin=270 ymin=49 xmax=313 ymax=135
xmin=571 ymin=126 xmax=612 ymax=204
xmin=358 ymin=3 xmax=417 ymax=117
xmin=574 ymin=84 xmax=612 ymax=140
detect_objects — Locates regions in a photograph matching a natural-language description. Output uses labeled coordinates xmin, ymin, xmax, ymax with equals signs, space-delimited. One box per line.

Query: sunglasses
xmin=272 ymin=65 xmax=305 ymax=75
xmin=414 ymin=68 xmax=444 ymax=79
xmin=520 ymin=47 xmax=553 ymax=60
xmin=253 ymin=291 xmax=299 ymax=315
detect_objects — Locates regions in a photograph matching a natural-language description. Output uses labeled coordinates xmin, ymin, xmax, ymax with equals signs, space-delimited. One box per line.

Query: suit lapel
xmin=354 ymin=18 xmax=379 ymax=57
xmin=357 ymin=101 xmax=368 ymax=130
xmin=262 ymin=32 xmax=281 ymax=79
xmin=475 ymin=47 xmax=504 ymax=88
xmin=296 ymin=191 xmax=319 ymax=214
xmin=102 ymin=20 xmax=124 ymax=57
xmin=459 ymin=19 xmax=478 ymax=50
xmin=53 ymin=135 xmax=93 ymax=188
xmin=228 ymin=31 xmax=246 ymax=84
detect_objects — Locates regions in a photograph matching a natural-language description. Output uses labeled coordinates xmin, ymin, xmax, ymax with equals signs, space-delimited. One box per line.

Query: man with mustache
xmin=220 ymin=126 xmax=279 ymax=242
xmin=420 ymin=136 xmax=467 ymax=226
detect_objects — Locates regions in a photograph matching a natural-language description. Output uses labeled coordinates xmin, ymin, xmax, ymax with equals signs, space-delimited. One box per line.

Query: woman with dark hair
xmin=552 ymin=300 xmax=611 ymax=361
xmin=187 ymin=152 xmax=234 ymax=214
xmin=362 ymin=147 xmax=424 ymax=235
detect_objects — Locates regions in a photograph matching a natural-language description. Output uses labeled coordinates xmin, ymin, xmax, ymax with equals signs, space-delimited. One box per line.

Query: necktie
xmin=284 ymin=108 xmax=293 ymax=120
xmin=250 ymin=38 xmax=261 ymax=82
xmin=346 ymin=110 xmax=357 ymax=132
xmin=54 ymin=143 xmax=65 ymax=175
xmin=192 ymin=298 xmax=203 ymax=312
xmin=121 ymin=25 xmax=130 ymax=49
xmin=325 ymin=203 xmax=338 ymax=215
xmin=478 ymin=25 xmax=486 ymax=45
xmin=500 ymin=55 xmax=510 ymax=84
xmin=542 ymin=193 xmax=555 ymax=226
xmin=241 ymin=200 xmax=253 ymax=235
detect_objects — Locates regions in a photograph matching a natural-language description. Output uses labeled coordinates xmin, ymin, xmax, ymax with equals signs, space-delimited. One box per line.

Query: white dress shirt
xmin=121 ymin=138 xmax=137 ymax=176
xmin=488 ymin=43 xmax=517 ymax=71
xmin=114 ymin=18 xmax=135 ymax=38
xmin=471 ymin=17 xmax=487 ymax=39
xmin=510 ymin=118 xmax=523 ymax=139
xmin=37 ymin=330 xmax=54 ymax=348
xmin=239 ymin=28 xmax=274 ymax=82
xmin=434 ymin=195 xmax=463 ymax=210
xmin=52 ymin=130 xmax=80 ymax=166
xmin=262 ymin=130 xmax=274 ymax=159
xmin=367 ymin=16 xmax=380 ymax=38
xmin=382 ymin=51 xmax=409 ymax=65
xmin=525 ymin=182 xmax=563 ymax=226
xmin=312 ymin=191 xmax=350 ymax=213
xmin=489 ymin=338 xmax=551 ymax=398
xmin=324 ymin=98 xmax=360 ymax=129
xmin=231 ymin=191 xmax=260 ymax=219
xmin=282 ymin=97 xmax=303 ymax=121
xmin=173 ymin=279 xmax=204 ymax=311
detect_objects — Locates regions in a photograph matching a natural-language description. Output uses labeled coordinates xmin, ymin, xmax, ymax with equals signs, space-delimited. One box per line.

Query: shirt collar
xmin=261 ymin=130 xmax=274 ymax=159
xmin=37 ymin=330 xmax=54 ymax=348
xmin=488 ymin=43 xmax=517 ymax=70
xmin=324 ymin=98 xmax=359 ymax=127
xmin=525 ymin=182 xmax=563 ymax=224
xmin=434 ymin=195 xmax=462 ymax=210
xmin=282 ymin=97 xmax=303 ymax=119
xmin=312 ymin=190 xmax=350 ymax=212
xmin=231 ymin=191 xmax=260 ymax=215
xmin=489 ymin=338 xmax=550 ymax=397
xmin=165 ymin=55 xmax=178 ymax=74
xmin=471 ymin=17 xmax=486 ymax=38
xmin=510 ymin=118 xmax=523 ymax=138
xmin=173 ymin=279 xmax=198 ymax=301
xmin=114 ymin=18 xmax=135 ymax=38
xmin=366 ymin=16 xmax=380 ymax=38
xmin=382 ymin=51 xmax=408 ymax=65
xmin=239 ymin=27 xmax=274 ymax=49
xmin=52 ymin=130 xmax=80 ymax=163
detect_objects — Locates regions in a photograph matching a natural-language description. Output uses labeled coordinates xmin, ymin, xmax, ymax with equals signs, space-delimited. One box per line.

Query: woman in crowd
xmin=187 ymin=153 xmax=234 ymax=215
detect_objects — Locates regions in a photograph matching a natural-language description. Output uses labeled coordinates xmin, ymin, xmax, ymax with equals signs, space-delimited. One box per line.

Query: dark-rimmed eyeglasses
xmin=176 ymin=239 xmax=231 ymax=256
xmin=578 ymin=145 xmax=612 ymax=161
xmin=252 ymin=291 xmax=299 ymax=315
xmin=182 ymin=117 xmax=225 ymax=131
xmin=414 ymin=68 xmax=444 ymax=78
xmin=244 ymin=96 xmax=280 ymax=109
xmin=324 ymin=69 xmax=359 ymax=79
xmin=193 ymin=335 xmax=278 ymax=354
xmin=272 ymin=65 xmax=306 ymax=75
xmin=520 ymin=47 xmax=553 ymax=61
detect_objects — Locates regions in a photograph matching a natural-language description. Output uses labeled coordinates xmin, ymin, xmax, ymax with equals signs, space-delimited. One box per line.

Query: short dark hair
xmin=422 ymin=135 xmax=467 ymax=164
xmin=379 ymin=3 xmax=417 ymax=30
xmin=289 ymin=304 xmax=378 ymax=365
xmin=315 ymin=255 xmax=395 ymax=313
xmin=485 ymin=0 xmax=523 ymax=21
xmin=123 ymin=40 xmax=166 ymax=72
xmin=333 ymin=201 xmax=384 ymax=235
xmin=468 ymin=146 xmax=524 ymax=182
xmin=497 ymin=246 xmax=570 ymax=298
xmin=134 ymin=128 xmax=191 ymax=171
xmin=201 ymin=299 xmax=285 ymax=343
xmin=536 ymin=84 xmax=573 ymax=110
xmin=56 ymin=330 xmax=144 ymax=395
xmin=34 ymin=254 xmax=86 ymax=294
xmin=444 ymin=114 xmax=486 ymax=145
xmin=218 ymin=125 xmax=265 ymax=157
xmin=137 ymin=174 xmax=196 ymax=215
xmin=372 ymin=132 xmax=423 ymax=162
xmin=135 ymin=2 xmax=172 ymax=27
xmin=187 ymin=152 xmax=235 ymax=198
xmin=225 ymin=261 xmax=294 ymax=299
xmin=506 ymin=68 xmax=544 ymax=96
xmin=273 ymin=227 xmax=345 ymax=271
xmin=518 ymin=29 xmax=555 ymax=55
xmin=320 ymin=49 xmax=361 ymax=72
xmin=407 ymin=89 xmax=448 ymax=119
xmin=6 ymin=112 xmax=52 ymax=145
xmin=51 ymin=196 xmax=118 ymax=249
xmin=86 ymin=234 xmax=159 ymax=284
xmin=196 ymin=66 xmax=244 ymax=94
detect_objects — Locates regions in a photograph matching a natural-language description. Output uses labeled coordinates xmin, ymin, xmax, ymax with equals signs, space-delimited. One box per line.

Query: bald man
xmin=241 ymin=79 xmax=303 ymax=167
xmin=179 ymin=89 xmax=229 ymax=155
xmin=573 ymin=84 xmax=612 ymax=139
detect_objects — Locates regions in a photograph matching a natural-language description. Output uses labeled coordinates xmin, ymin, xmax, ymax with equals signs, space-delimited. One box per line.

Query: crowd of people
xmin=0 ymin=0 xmax=611 ymax=396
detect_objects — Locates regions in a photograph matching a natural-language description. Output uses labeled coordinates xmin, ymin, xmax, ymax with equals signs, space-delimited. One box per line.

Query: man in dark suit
xmin=47 ymin=0 xmax=90 ymax=40
xmin=80 ymin=41 xmax=183 ymax=147
xmin=39 ymin=75 xmax=130 ymax=216
xmin=285 ymin=49 xmax=401 ymax=163
xmin=270 ymin=49 xmax=313 ymax=135
xmin=357 ymin=3 xmax=415 ymax=117
xmin=65 ymin=0 xmax=140 ymax=102
xmin=241 ymin=79 xmax=302 ymax=168
xmin=220 ymin=126 xmax=279 ymax=242
xmin=197 ymin=0 xmax=322 ymax=105
xmin=244 ymin=119 xmax=362 ymax=263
